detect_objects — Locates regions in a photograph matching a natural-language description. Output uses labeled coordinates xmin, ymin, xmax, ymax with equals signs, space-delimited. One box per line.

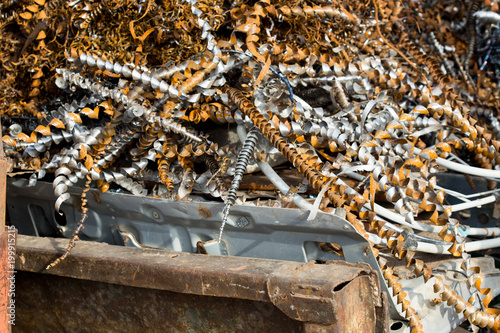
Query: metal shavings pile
xmin=2 ymin=0 xmax=500 ymax=331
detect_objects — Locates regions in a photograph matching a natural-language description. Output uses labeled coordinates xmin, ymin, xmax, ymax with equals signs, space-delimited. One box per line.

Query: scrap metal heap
xmin=2 ymin=0 xmax=500 ymax=331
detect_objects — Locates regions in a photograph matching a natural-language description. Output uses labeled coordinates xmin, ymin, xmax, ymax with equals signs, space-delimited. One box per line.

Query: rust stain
xmin=14 ymin=272 xmax=303 ymax=332
xmin=294 ymin=261 xmax=315 ymax=273
xmin=91 ymin=191 xmax=101 ymax=204
xmin=132 ymin=265 xmax=140 ymax=281
xmin=229 ymin=266 xmax=247 ymax=271
xmin=293 ymin=306 xmax=302 ymax=322
xmin=196 ymin=241 xmax=208 ymax=254
xmin=198 ymin=205 xmax=212 ymax=218
xmin=72 ymin=197 xmax=81 ymax=211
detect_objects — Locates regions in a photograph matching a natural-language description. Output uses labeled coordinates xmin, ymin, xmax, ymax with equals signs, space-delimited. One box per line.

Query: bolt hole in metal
xmin=390 ymin=321 xmax=404 ymax=331
xmin=478 ymin=213 xmax=490 ymax=225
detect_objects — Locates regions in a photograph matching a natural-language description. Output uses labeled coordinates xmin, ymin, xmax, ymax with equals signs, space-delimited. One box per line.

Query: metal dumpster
xmin=8 ymin=178 xmax=500 ymax=333
xmin=12 ymin=235 xmax=388 ymax=333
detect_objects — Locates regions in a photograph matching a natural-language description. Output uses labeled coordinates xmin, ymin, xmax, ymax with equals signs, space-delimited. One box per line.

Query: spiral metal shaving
xmin=464 ymin=1 xmax=481 ymax=75
xmin=158 ymin=158 xmax=175 ymax=191
xmin=130 ymin=125 xmax=160 ymax=161
xmin=219 ymin=127 xmax=260 ymax=242
xmin=47 ymin=174 xmax=92 ymax=270
xmin=203 ymin=154 xmax=226 ymax=192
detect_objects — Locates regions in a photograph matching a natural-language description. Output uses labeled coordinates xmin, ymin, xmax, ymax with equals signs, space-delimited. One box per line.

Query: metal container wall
xmin=13 ymin=235 xmax=388 ymax=333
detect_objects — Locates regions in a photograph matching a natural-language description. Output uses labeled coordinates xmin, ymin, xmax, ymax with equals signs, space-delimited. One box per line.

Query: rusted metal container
xmin=13 ymin=235 xmax=388 ymax=333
